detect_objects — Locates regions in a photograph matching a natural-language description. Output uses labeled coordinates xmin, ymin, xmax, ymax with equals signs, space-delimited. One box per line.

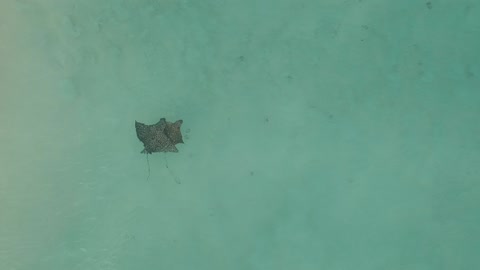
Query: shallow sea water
xmin=0 ymin=1 xmax=479 ymax=269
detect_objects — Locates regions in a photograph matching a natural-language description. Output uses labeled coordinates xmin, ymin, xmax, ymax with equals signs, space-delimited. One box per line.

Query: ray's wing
xmin=165 ymin=119 xmax=184 ymax=144
xmin=144 ymin=130 xmax=178 ymax=153
xmin=135 ymin=121 xmax=151 ymax=142
xmin=164 ymin=144 xmax=179 ymax=153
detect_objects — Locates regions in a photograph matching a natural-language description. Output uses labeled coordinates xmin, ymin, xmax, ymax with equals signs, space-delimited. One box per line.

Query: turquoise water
xmin=1 ymin=1 xmax=479 ymax=269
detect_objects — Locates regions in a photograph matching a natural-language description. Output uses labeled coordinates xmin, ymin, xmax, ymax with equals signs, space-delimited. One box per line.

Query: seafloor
xmin=0 ymin=1 xmax=479 ymax=269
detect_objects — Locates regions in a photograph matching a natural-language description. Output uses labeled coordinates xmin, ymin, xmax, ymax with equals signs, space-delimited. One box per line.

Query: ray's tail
xmin=146 ymin=153 xmax=150 ymax=181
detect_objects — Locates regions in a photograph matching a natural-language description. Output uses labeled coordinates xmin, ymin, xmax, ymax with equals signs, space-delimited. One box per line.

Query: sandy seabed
xmin=1 ymin=1 xmax=479 ymax=269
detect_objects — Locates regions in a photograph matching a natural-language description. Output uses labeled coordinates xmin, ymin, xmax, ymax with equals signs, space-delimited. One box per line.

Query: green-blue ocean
xmin=1 ymin=1 xmax=479 ymax=269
